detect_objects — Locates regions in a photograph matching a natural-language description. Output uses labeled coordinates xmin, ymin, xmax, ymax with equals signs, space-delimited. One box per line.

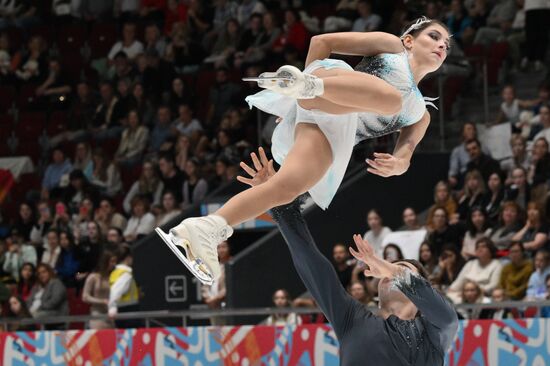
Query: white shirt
xmin=108 ymin=40 xmax=144 ymax=60
xmin=363 ymin=226 xmax=392 ymax=257
xmin=123 ymin=212 xmax=156 ymax=238
xmin=173 ymin=118 xmax=203 ymax=137
xmin=448 ymin=259 xmax=503 ymax=303
xmin=524 ymin=0 xmax=550 ymax=11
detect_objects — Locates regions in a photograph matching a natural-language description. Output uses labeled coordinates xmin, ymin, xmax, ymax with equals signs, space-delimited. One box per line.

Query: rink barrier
xmin=1 ymin=316 xmax=550 ymax=365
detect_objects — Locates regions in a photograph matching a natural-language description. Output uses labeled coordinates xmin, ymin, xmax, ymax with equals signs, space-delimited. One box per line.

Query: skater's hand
xmin=237 ymin=147 xmax=276 ymax=187
xmin=366 ymin=153 xmax=410 ymax=177
xmin=349 ymin=234 xmax=401 ymax=279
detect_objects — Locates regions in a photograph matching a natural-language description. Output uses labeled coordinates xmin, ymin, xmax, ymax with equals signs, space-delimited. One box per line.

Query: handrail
xmin=3 ymin=300 xmax=550 ymax=330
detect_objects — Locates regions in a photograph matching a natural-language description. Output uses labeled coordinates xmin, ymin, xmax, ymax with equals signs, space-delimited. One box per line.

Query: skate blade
xmin=242 ymin=77 xmax=293 ymax=82
xmin=155 ymin=228 xmax=214 ymax=286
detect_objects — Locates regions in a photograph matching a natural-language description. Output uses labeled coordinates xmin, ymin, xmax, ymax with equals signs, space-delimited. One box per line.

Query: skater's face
xmin=404 ymin=24 xmax=449 ymax=71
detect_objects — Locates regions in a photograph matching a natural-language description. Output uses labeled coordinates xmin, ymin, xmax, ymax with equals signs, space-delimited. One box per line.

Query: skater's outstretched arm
xmin=305 ymin=32 xmax=403 ymax=67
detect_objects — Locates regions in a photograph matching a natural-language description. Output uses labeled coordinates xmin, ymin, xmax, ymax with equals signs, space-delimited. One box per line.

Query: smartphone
xmin=55 ymin=203 xmax=66 ymax=216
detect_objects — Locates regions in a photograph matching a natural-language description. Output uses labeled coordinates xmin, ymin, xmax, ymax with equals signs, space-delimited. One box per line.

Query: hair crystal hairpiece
xmin=400 ymin=16 xmax=432 ymax=39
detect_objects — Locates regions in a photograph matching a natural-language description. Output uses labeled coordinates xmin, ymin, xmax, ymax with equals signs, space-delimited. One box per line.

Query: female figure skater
xmin=247 ymin=151 xmax=458 ymax=365
xmin=157 ymin=17 xmax=451 ymax=285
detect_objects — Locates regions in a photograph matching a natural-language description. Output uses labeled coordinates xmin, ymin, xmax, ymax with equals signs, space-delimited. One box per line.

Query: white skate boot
xmin=155 ymin=215 xmax=233 ymax=286
xmin=243 ymin=65 xmax=324 ymax=99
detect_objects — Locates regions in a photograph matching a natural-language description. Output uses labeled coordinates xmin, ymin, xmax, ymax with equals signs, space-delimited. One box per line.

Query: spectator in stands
xmin=265 ymin=289 xmax=301 ymax=326
xmin=201 ymin=240 xmax=231 ymax=325
xmin=426 ymin=181 xmax=458 ymax=228
xmin=349 ymin=281 xmax=375 ymax=306
xmin=418 ymin=242 xmax=438 ymax=277
xmin=124 ymin=196 xmax=155 ymax=243
xmin=206 ymin=18 xmax=241 ymax=68
xmin=489 ymin=201 xmax=524 ymax=251
xmin=155 ymin=191 xmax=182 ymax=226
xmin=150 ymin=106 xmax=174 ymax=153
xmin=457 ymin=280 xmax=490 ymax=319
xmin=504 ymin=167 xmax=531 ymax=209
xmin=212 ymin=0 xmax=238 ymax=35
xmin=109 ymin=22 xmax=144 ymax=61
xmin=499 ymin=241 xmax=533 ymax=300
xmin=540 ymin=275 xmax=550 ymax=317
xmin=432 ymin=244 xmax=465 ymax=290
xmin=237 ymin=0 xmax=266 ymax=26
xmin=351 ymin=0 xmax=382 ymax=32
xmin=323 ymin=0 xmax=358 ymax=32
xmin=461 ymin=207 xmax=491 ymax=260
xmin=473 ymin=0 xmax=517 ymax=46
xmin=72 ymin=143 xmax=93 ymax=173
xmin=13 ymin=203 xmax=35 ymax=242
xmin=465 ymin=140 xmax=501 ymax=183
xmin=55 ymin=231 xmax=80 ymax=288
xmin=86 ymin=148 xmax=123 ymax=197
xmin=511 ymin=201 xmax=549 ymax=254
xmin=483 ymin=172 xmax=505 ymax=225
xmin=528 ymin=137 xmax=550 ymax=193
xmin=479 ymin=288 xmax=515 ymax=319
xmin=173 ymin=134 xmax=191 ymax=172
xmin=165 ymin=77 xmax=195 ymax=115
xmin=425 ymin=207 xmax=463 ymax=257
xmin=114 ymin=78 xmax=135 ymax=120
xmin=80 ymin=0 xmax=113 ymax=21
xmin=75 ymin=221 xmax=104 ymax=282
xmin=29 ymin=201 xmax=52 ymax=248
xmin=14 ymin=35 xmax=47 ymax=83
xmin=165 ymin=22 xmax=206 ymax=74
xmin=401 ymin=207 xmax=422 ymax=231
xmin=2 ymin=235 xmax=37 ymax=281
xmin=34 ymin=58 xmax=72 ymax=108
xmin=95 ymin=198 xmax=127 ymax=236
xmin=144 ymin=23 xmax=167 ymax=57
xmin=181 ymin=158 xmax=208 ymax=210
xmin=0 ymin=32 xmax=12 ymax=83
xmin=140 ymin=0 xmax=166 ymax=25
xmin=532 ymin=105 xmax=550 ymax=143
xmin=6 ymin=295 xmax=33 ymax=331
xmin=27 ymin=263 xmax=69 ymax=320
xmin=72 ymin=197 xmax=96 ymax=238
xmin=130 ymin=82 xmax=154 ymax=126
xmin=186 ymin=0 xmax=212 ymax=40
xmin=363 ymin=209 xmax=392 ymax=257
xmin=525 ymin=249 xmax=550 ymax=300
xmin=15 ymin=263 xmax=36 ymax=301
xmin=522 ymin=0 xmax=550 ymax=71
xmin=164 ymin=0 xmax=188 ymax=34
xmin=82 ymin=250 xmax=116 ymax=329
xmin=447 ymin=237 xmax=503 ymax=303
xmin=92 ymin=82 xmax=126 ymax=141
xmin=457 ymin=170 xmax=486 ymax=221
xmin=108 ymin=244 xmax=140 ymax=328
xmin=41 ymin=148 xmax=73 ymax=200
xmin=173 ymin=104 xmax=203 ymax=139
xmin=158 ymin=153 xmax=185 ymax=203
xmin=206 ymin=67 xmax=242 ymax=128
xmin=383 ymin=244 xmax=404 ymax=262
xmin=332 ymin=243 xmax=353 ymax=289
xmin=106 ymin=227 xmax=124 ymax=251
xmin=52 ymin=201 xmax=72 ymax=234
xmin=115 ymin=110 xmax=149 ymax=167
xmin=114 ymin=0 xmax=139 ymax=20
xmin=445 ymin=0 xmax=473 ymax=45
xmin=272 ymin=9 xmax=308 ymax=56
xmin=501 ymin=135 xmax=530 ymax=183
xmin=494 ymin=85 xmax=525 ymax=127
xmin=234 ymin=13 xmax=265 ymax=67
xmin=124 ymin=160 xmax=164 ymax=213
xmin=110 ymin=52 xmax=136 ymax=86
xmin=0 ymin=1 xmax=39 ymax=30
xmin=41 ymin=229 xmax=61 ymax=269
xmin=448 ymin=122 xmax=478 ymax=188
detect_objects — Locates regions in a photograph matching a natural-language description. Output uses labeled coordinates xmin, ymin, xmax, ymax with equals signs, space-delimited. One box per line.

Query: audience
xmin=82 ymin=250 xmax=116 ymax=329
xmin=27 ymin=263 xmax=69 ymax=321
xmin=499 ymin=242 xmax=534 ymax=300
xmin=123 ymin=196 xmax=155 ymax=243
xmin=108 ymin=245 xmax=140 ymax=328
xmin=6 ymin=295 xmax=34 ymax=331
xmin=363 ymin=209 xmax=392 ymax=257
xmin=332 ymin=243 xmax=354 ymax=289
xmin=457 ymin=280 xmax=490 ymax=319
xmin=511 ymin=201 xmax=549 ymax=254
xmin=265 ymin=289 xmax=302 ymax=326
xmin=525 ymin=249 xmax=550 ymax=300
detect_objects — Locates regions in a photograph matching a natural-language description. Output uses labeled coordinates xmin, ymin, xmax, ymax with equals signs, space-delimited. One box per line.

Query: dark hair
xmin=7 ymin=295 xmax=32 ymax=319
xmin=17 ymin=262 xmax=36 ymax=294
xmin=36 ymin=263 xmax=56 ymax=282
xmin=466 ymin=138 xmax=482 ymax=148
xmin=475 ymin=237 xmax=497 ymax=258
xmin=508 ymin=241 xmax=525 ymax=253
xmin=272 ymin=288 xmax=292 ymax=305
xmin=116 ymin=244 xmax=132 ymax=263
xmin=401 ymin=17 xmax=449 ymax=38
xmin=466 ymin=206 xmax=489 ymax=236
xmin=96 ymin=250 xmax=116 ymax=278
xmin=383 ymin=244 xmax=404 ymax=261
xmin=398 ymin=259 xmax=429 ymax=280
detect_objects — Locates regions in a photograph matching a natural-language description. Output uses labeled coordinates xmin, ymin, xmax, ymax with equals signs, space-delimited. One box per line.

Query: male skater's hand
xmin=237 ymin=147 xmax=276 ymax=187
xmin=349 ymin=234 xmax=401 ymax=279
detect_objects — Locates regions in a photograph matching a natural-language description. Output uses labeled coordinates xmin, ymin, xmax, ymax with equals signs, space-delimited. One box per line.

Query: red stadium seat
xmin=67 ymin=287 xmax=90 ymax=330
xmin=15 ymin=111 xmax=46 ymax=141
xmin=88 ymin=23 xmax=118 ymax=59
xmin=309 ymin=3 xmax=336 ymax=23
xmin=60 ymin=51 xmax=85 ymax=84
xmin=4 ymin=27 xmax=23 ymax=49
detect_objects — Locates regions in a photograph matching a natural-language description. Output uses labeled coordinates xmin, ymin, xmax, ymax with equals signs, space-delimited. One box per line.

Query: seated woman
xmin=499 ymin=241 xmax=534 ymax=300
xmin=511 ymin=201 xmax=549 ymax=256
xmin=418 ymin=242 xmax=438 ymax=278
xmin=456 ymin=280 xmax=490 ymax=320
xmin=155 ymin=191 xmax=182 ymax=227
xmin=15 ymin=263 xmax=36 ymax=301
xmin=489 ymin=201 xmax=524 ymax=252
xmin=115 ymin=110 xmax=149 ymax=167
xmin=124 ymin=196 xmax=156 ymax=243
xmin=447 ymin=237 xmax=503 ymax=303
xmin=456 ymin=170 xmax=486 ymax=222
xmin=6 ymin=295 xmax=34 ymax=331
xmin=123 ymin=161 xmax=164 ymax=215
xmin=27 ymin=263 xmax=68 ymax=320
xmin=181 ymin=158 xmax=208 ymax=210
xmin=425 ymin=181 xmax=457 ymax=229
xmin=264 ymin=288 xmax=302 ymax=326
xmin=431 ymin=243 xmax=466 ymax=290
xmin=82 ymin=251 xmax=116 ymax=329
xmin=85 ymin=148 xmax=122 ymax=197
xmin=461 ymin=207 xmax=491 ymax=260
xmin=54 ymin=231 xmax=80 ymax=288
xmin=483 ymin=171 xmax=505 ymax=225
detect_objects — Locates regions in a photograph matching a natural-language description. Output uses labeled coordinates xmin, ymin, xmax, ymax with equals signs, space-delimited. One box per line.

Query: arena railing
xmin=2 ymin=300 xmax=550 ymax=331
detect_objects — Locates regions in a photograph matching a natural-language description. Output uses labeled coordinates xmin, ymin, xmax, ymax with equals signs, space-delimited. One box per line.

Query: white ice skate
xmin=155 ymin=215 xmax=233 ymax=286
xmin=243 ymin=65 xmax=323 ymax=99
